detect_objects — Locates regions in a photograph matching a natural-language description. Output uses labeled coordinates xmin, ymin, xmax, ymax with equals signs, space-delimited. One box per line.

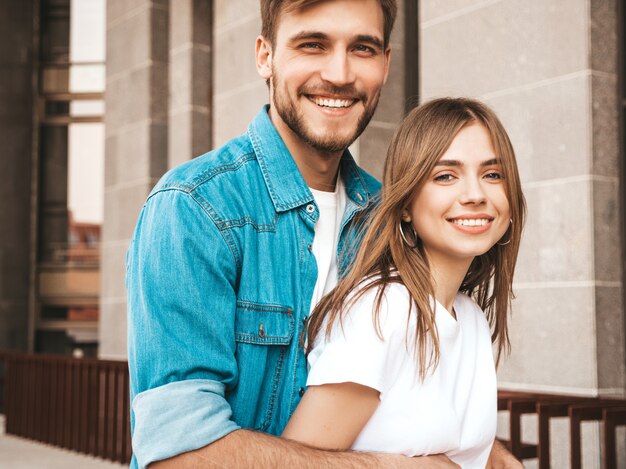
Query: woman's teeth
xmin=452 ymin=218 xmax=490 ymax=227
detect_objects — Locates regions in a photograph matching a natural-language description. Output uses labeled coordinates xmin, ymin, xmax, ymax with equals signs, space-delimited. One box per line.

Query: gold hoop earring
xmin=399 ymin=221 xmax=418 ymax=248
xmin=497 ymin=219 xmax=513 ymax=246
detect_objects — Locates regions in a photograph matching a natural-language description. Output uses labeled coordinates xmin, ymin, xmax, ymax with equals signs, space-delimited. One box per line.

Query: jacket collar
xmin=248 ymin=105 xmax=374 ymax=213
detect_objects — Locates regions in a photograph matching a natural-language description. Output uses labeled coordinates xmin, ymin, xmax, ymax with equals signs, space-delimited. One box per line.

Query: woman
xmin=282 ymin=98 xmax=526 ymax=467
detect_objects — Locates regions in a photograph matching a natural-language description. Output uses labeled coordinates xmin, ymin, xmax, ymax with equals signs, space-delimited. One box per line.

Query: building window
xmin=35 ymin=0 xmax=105 ymax=358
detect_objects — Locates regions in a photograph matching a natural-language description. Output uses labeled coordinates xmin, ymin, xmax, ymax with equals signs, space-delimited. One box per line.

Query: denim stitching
xmin=188 ymin=153 xmax=257 ymax=190
xmin=249 ymin=127 xmax=283 ymax=207
xmin=189 ymin=191 xmax=241 ymax=269
xmin=235 ymin=335 xmax=292 ymax=345
xmin=289 ymin=242 xmax=316 ymax=414
xmin=257 ymin=345 xmax=287 ymax=431
xmin=235 ymin=301 xmax=293 ymax=314
xmin=234 ymin=302 xmax=295 ymax=343
xmin=249 ymin=127 xmax=313 ymax=211
xmin=143 ymin=189 xmax=241 ymax=268
xmin=221 ymin=216 xmax=277 ymax=232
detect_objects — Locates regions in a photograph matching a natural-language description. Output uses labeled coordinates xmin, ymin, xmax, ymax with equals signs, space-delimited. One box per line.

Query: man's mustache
xmin=298 ymin=84 xmax=367 ymax=103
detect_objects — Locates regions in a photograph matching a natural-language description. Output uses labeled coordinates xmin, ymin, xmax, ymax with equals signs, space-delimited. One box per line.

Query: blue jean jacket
xmin=126 ymin=106 xmax=381 ymax=468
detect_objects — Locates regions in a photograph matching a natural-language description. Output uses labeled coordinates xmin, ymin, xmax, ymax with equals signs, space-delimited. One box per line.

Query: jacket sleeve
xmin=126 ymin=188 xmax=241 ymax=468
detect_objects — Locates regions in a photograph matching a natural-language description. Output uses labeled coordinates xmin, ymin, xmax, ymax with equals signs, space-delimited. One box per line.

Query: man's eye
xmin=300 ymin=42 xmax=323 ymax=50
xmin=354 ymin=44 xmax=375 ymax=54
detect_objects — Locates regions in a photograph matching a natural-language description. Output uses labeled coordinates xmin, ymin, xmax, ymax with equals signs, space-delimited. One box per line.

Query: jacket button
xmin=306 ymin=204 xmax=315 ymax=213
xmin=299 ymin=387 xmax=305 ymax=397
xmin=307 ymin=243 xmax=312 ymax=252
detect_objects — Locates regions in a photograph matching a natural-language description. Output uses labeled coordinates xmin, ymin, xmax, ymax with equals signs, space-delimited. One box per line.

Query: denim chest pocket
xmin=234 ymin=301 xmax=294 ymax=344
xmin=233 ymin=301 xmax=295 ymax=431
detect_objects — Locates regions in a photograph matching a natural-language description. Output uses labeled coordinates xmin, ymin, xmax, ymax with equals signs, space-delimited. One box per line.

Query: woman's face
xmin=404 ymin=122 xmax=511 ymax=268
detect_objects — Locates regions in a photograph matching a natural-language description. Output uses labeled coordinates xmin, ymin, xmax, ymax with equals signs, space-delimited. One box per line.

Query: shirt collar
xmin=248 ymin=105 xmax=373 ymax=212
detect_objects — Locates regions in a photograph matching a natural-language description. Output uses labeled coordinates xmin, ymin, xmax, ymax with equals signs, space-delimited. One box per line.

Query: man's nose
xmin=320 ymin=50 xmax=355 ymax=87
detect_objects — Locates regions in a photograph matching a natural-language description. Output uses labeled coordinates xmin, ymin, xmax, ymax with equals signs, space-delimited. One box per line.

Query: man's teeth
xmin=452 ymin=219 xmax=490 ymax=227
xmin=313 ymin=97 xmax=353 ymax=108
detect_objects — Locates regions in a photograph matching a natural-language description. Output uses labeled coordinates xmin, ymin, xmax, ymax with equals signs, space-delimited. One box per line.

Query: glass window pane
xmin=70 ymin=0 xmax=105 ymax=63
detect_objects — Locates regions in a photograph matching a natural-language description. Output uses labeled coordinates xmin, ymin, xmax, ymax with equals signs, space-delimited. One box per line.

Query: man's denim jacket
xmin=126 ymin=106 xmax=381 ymax=468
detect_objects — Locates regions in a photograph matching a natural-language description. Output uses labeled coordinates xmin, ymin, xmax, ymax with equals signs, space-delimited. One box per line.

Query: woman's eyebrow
xmin=435 ymin=159 xmax=462 ymax=167
xmin=480 ymin=158 xmax=500 ymax=166
xmin=434 ymin=158 xmax=501 ymax=167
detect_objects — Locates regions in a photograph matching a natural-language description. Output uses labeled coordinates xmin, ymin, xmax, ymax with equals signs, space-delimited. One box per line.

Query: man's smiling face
xmin=264 ymin=0 xmax=390 ymax=154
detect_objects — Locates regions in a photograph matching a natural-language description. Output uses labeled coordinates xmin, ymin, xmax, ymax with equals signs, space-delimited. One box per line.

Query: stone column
xmin=100 ymin=0 xmax=169 ymax=359
xmin=0 ymin=1 xmax=35 ymax=351
xmin=168 ymin=0 xmax=212 ymax=167
xmin=212 ymin=0 xmax=265 ymax=147
xmin=419 ymin=1 xmax=624 ymax=466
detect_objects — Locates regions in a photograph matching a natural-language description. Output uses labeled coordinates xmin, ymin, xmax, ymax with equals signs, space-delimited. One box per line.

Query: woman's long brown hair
xmin=306 ymin=97 xmax=527 ymax=379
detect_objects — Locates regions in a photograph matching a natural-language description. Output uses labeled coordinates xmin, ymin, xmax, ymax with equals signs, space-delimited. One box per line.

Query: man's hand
xmin=486 ymin=440 xmax=523 ymax=469
xmin=151 ymin=429 xmax=462 ymax=469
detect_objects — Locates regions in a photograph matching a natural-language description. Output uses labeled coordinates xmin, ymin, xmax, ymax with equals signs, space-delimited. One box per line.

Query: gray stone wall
xmin=419 ymin=0 xmax=624 ymax=466
xmin=213 ymin=0 xmax=265 ymax=146
xmin=0 ymin=1 xmax=34 ymax=351
xmin=100 ymin=0 xmax=170 ymax=359
xmin=168 ymin=0 xmax=212 ymax=168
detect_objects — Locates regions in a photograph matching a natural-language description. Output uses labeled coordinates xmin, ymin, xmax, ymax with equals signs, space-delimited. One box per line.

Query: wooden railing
xmin=1 ymin=352 xmax=625 ymax=467
xmin=0 ymin=352 xmax=131 ymax=464
xmin=498 ymin=390 xmax=626 ymax=468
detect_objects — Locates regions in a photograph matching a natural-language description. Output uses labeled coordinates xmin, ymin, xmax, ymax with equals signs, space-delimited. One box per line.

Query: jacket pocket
xmin=234 ymin=301 xmax=294 ymax=345
xmin=233 ymin=301 xmax=294 ymax=431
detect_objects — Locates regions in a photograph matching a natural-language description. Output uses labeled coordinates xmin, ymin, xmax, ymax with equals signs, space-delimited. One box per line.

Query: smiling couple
xmin=126 ymin=1 xmax=526 ymax=468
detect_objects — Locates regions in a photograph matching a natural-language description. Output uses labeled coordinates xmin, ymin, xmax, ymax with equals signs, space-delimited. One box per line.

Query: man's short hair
xmin=260 ymin=0 xmax=398 ymax=49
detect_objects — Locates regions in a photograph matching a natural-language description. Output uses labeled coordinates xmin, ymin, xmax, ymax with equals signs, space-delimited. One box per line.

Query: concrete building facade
xmin=1 ymin=0 xmax=625 ymax=467
xmin=0 ymin=1 xmax=35 ymax=352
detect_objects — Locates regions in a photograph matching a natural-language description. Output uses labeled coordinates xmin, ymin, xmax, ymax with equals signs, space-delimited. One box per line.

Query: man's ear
xmin=256 ymin=35 xmax=273 ymax=80
xmin=382 ymin=47 xmax=391 ymax=85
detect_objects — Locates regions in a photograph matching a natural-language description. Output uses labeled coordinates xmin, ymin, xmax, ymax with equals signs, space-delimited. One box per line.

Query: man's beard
xmin=271 ymin=72 xmax=381 ymax=154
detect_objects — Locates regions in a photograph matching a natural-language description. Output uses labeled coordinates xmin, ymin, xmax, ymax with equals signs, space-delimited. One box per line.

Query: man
xmin=127 ymin=1 xmax=522 ymax=467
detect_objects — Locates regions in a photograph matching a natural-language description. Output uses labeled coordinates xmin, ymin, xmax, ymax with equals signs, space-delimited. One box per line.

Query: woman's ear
xmin=255 ymin=35 xmax=273 ymax=80
xmin=401 ymin=209 xmax=411 ymax=223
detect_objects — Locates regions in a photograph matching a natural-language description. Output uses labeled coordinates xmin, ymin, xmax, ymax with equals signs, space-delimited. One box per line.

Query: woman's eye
xmin=484 ymin=171 xmax=504 ymax=180
xmin=434 ymin=173 xmax=455 ymax=182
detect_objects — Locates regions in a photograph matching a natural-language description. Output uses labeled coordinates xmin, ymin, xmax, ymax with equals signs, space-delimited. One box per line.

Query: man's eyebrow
xmin=435 ymin=158 xmax=501 ymax=167
xmin=287 ymin=31 xmax=329 ymax=43
xmin=354 ymin=34 xmax=384 ymax=50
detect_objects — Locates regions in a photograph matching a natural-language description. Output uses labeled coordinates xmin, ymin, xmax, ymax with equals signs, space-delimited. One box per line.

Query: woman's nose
xmin=459 ymin=179 xmax=487 ymax=205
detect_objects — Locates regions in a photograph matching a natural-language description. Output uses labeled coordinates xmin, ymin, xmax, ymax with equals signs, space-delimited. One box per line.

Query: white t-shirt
xmin=306 ymin=282 xmax=497 ymax=468
xmin=308 ymin=178 xmax=346 ymax=313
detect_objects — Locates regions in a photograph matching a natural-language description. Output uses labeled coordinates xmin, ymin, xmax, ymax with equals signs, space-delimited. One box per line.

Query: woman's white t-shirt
xmin=306 ymin=282 xmax=497 ymax=468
